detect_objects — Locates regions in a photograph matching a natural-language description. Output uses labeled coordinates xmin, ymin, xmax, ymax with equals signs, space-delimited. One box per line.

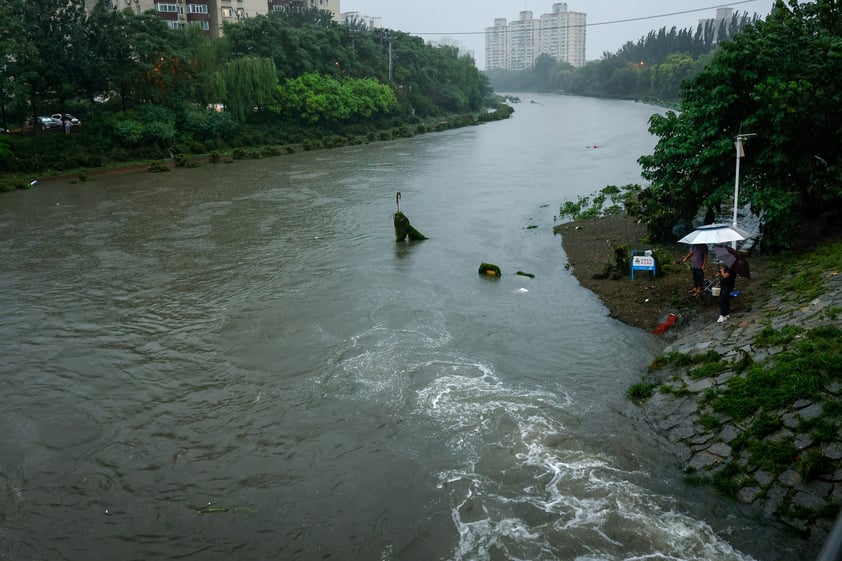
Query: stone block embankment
xmin=640 ymin=270 xmax=842 ymax=545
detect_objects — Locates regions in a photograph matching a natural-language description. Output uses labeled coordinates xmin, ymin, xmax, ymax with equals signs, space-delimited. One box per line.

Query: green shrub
xmin=302 ymin=138 xmax=323 ymax=151
xmin=734 ymin=351 xmax=754 ymax=373
xmin=755 ymin=325 xmax=805 ymax=347
xmin=393 ymin=126 xmax=413 ymax=138
xmin=111 ymin=119 xmax=145 ymax=147
xmin=183 ymin=107 xmax=238 ymax=140
xmin=173 ymin=153 xmax=192 ymax=168
xmin=747 ymin=438 xmax=798 ymax=472
xmin=261 ymin=145 xmax=282 ymax=157
xmin=322 ymin=136 xmax=346 ymax=149
xmin=712 ymin=462 xmax=741 ymax=498
xmin=697 ymin=414 xmax=721 ymax=431
xmin=748 ymin=412 xmax=783 ymax=438
xmin=0 ymin=135 xmax=13 ymax=168
xmin=806 ymin=417 xmax=840 ymax=443
xmin=627 ymin=382 xmax=657 ymax=402
xmin=797 ymin=450 xmax=830 ymax=481
xmin=684 ymin=473 xmax=711 ymax=486
xmin=143 ymin=120 xmax=177 ymax=145
xmin=688 ymin=361 xmax=730 ymax=379
xmin=649 ymin=349 xmax=721 ymax=371
xmin=823 ymin=399 xmax=842 ymax=417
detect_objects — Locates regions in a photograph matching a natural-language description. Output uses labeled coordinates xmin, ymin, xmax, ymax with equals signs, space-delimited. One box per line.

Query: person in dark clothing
xmin=717 ymin=264 xmax=736 ymax=323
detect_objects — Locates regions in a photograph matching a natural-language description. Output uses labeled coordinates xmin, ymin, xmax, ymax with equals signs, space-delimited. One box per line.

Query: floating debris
xmin=197 ymin=503 xmax=258 ymax=515
xmin=478 ymin=262 xmax=501 ymax=277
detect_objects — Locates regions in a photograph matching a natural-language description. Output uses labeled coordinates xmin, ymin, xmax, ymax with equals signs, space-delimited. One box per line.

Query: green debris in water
xmin=479 ymin=263 xmax=501 ymax=277
xmin=197 ymin=504 xmax=258 ymax=515
xmin=394 ymin=211 xmax=427 ymax=242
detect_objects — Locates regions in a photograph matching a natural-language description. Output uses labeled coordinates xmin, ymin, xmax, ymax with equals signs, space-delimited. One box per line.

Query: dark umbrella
xmin=712 ymin=246 xmax=751 ymax=278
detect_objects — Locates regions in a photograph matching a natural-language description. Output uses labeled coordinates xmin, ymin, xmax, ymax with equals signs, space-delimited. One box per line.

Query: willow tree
xmin=183 ymin=26 xmax=230 ymax=108
xmin=211 ymin=56 xmax=278 ymax=122
xmin=279 ymin=72 xmax=397 ymax=124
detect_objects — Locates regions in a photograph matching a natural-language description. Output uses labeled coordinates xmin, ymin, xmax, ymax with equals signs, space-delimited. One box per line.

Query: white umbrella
xmin=677 ymin=223 xmax=751 ymax=244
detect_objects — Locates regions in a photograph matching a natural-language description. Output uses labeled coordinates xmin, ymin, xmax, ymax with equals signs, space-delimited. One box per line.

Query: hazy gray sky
xmin=341 ymin=1 xmax=773 ymax=67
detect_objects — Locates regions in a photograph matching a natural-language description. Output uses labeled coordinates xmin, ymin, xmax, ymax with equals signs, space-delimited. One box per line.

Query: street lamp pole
xmin=732 ymin=133 xmax=755 ymax=249
xmin=388 ymin=38 xmax=393 ymax=81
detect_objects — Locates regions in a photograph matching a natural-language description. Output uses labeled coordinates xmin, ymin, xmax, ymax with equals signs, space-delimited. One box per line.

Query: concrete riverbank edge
xmin=559 ymin=218 xmax=842 ymax=550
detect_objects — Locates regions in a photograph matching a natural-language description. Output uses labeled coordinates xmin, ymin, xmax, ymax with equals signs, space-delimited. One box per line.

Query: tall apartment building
xmin=540 ymin=3 xmax=585 ymax=68
xmin=85 ymin=0 xmax=340 ymax=39
xmin=698 ymin=7 xmax=733 ymax=41
xmin=429 ymin=37 xmax=474 ymax=61
xmin=271 ymin=0 xmax=340 ymax=20
xmin=485 ymin=18 xmax=509 ymax=71
xmin=485 ymin=3 xmax=586 ymax=71
xmin=340 ymin=11 xmax=382 ymax=30
xmin=508 ymin=11 xmax=541 ymax=71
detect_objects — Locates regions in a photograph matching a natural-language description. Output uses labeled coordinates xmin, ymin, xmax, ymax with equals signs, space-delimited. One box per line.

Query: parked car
xmin=30 ymin=116 xmax=62 ymax=130
xmin=51 ymin=113 xmax=81 ymax=127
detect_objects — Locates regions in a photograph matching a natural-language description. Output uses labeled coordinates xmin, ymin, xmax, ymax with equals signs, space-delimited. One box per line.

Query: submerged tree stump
xmin=394 ymin=212 xmax=428 ymax=241
xmin=393 ymin=192 xmax=427 ymax=241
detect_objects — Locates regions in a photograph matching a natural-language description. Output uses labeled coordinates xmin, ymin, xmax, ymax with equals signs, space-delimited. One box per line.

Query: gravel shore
xmin=554 ymin=214 xmax=769 ymax=336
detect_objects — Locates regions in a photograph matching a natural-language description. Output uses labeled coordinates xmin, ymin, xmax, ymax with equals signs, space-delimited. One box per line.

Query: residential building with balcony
xmin=85 ymin=0 xmax=341 ymax=39
xmin=485 ymin=18 xmax=509 ymax=71
xmin=698 ymin=7 xmax=734 ymax=41
xmin=540 ymin=3 xmax=585 ymax=68
xmin=340 ymin=11 xmax=382 ymax=30
xmin=485 ymin=3 xmax=586 ymax=71
xmin=508 ymin=11 xmax=540 ymax=71
xmin=268 ymin=0 xmax=340 ymax=21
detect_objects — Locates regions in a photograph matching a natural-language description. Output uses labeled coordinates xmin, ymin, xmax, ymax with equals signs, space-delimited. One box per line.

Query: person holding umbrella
xmin=711 ymin=245 xmax=751 ymax=279
xmin=717 ymin=264 xmax=736 ymax=323
xmin=681 ymin=243 xmax=708 ymax=297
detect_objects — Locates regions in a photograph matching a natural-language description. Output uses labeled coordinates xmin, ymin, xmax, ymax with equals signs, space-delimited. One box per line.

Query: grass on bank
xmin=765 ymin=241 xmax=842 ymax=302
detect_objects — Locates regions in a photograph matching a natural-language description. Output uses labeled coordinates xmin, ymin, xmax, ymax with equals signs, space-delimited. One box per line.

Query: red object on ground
xmin=652 ymin=312 xmax=679 ymax=334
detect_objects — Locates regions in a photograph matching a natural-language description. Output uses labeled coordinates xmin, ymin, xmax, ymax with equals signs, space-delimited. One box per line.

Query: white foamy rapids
xmin=337 ymin=302 xmax=451 ymax=400
xmin=417 ymin=369 xmax=758 ymax=561
xmin=335 ymin=300 xmax=757 ymax=561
